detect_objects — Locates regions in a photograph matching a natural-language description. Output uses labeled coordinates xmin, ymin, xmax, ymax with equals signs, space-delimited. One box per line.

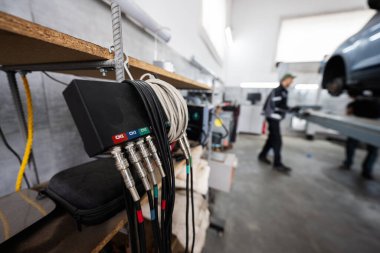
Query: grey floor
xmin=203 ymin=135 xmax=380 ymax=253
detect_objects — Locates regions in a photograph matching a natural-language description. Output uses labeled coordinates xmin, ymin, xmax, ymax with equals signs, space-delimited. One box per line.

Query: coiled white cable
xmin=140 ymin=73 xmax=188 ymax=142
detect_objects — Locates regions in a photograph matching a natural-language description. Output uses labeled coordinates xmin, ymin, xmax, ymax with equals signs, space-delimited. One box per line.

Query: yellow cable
xmin=15 ymin=74 xmax=34 ymax=192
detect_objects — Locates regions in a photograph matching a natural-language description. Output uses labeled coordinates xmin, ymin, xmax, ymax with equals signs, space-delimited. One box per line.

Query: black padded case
xmin=45 ymin=158 xmax=143 ymax=227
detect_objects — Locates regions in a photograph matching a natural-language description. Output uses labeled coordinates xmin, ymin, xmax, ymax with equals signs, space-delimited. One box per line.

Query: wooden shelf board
xmin=0 ymin=12 xmax=210 ymax=90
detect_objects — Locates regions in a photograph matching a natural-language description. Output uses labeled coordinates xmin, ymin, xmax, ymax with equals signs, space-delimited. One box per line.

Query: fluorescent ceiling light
xmin=240 ymin=82 xmax=278 ymax=89
xmin=225 ymin=26 xmax=234 ymax=46
xmin=295 ymin=83 xmax=319 ymax=90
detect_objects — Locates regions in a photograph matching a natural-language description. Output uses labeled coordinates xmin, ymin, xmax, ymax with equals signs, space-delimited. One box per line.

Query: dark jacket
xmin=262 ymin=85 xmax=289 ymax=120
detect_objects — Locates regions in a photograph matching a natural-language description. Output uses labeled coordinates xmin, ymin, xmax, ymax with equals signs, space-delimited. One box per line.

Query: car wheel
xmin=326 ymin=77 xmax=344 ymax=96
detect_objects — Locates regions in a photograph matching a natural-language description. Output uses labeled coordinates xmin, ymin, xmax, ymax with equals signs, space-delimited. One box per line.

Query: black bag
xmin=45 ymin=158 xmax=143 ymax=227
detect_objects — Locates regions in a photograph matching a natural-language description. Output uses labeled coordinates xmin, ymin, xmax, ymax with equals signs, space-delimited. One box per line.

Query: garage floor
xmin=203 ymin=135 xmax=380 ymax=253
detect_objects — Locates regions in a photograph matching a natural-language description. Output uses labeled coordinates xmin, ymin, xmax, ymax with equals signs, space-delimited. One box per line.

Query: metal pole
xmin=109 ymin=2 xmax=136 ymax=250
xmin=6 ymin=71 xmax=40 ymax=184
xmin=111 ymin=1 xmax=125 ymax=82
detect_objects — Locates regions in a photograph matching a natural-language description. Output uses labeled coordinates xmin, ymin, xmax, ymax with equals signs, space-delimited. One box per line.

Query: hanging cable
xmin=15 ymin=74 xmax=34 ymax=192
xmin=190 ymin=153 xmax=195 ymax=253
xmin=122 ymin=183 xmax=139 ymax=253
xmin=111 ymin=146 xmax=142 ymax=253
xmin=183 ymin=134 xmax=195 ymax=253
xmin=124 ymin=75 xmax=197 ymax=252
xmin=0 ymin=125 xmax=31 ymax=188
xmin=124 ymin=142 xmax=161 ymax=253
xmin=135 ymin=139 xmax=162 ymax=252
xmin=138 ymin=75 xmax=197 ymax=252
xmin=135 ymin=201 xmax=147 ymax=253
xmin=178 ymin=137 xmax=190 ymax=252
xmin=124 ymin=80 xmax=175 ymax=252
xmin=42 ymin=71 xmax=69 ymax=86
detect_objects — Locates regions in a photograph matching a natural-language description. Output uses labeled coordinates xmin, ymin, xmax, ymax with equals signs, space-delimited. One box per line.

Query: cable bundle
xmin=140 ymin=73 xmax=188 ymax=142
xmin=123 ymin=79 xmax=175 ymax=253
xmin=137 ymin=75 xmax=195 ymax=253
xmin=121 ymin=74 xmax=196 ymax=253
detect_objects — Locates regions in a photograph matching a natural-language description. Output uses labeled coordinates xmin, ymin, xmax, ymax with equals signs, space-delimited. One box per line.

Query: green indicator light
xmin=138 ymin=127 xmax=150 ymax=136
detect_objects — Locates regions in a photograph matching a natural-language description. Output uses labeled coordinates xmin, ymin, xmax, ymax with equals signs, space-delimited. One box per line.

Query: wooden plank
xmin=128 ymin=57 xmax=210 ymax=90
xmin=0 ymin=12 xmax=112 ymax=65
xmin=0 ymin=189 xmax=55 ymax=244
xmin=0 ymin=12 xmax=210 ymax=90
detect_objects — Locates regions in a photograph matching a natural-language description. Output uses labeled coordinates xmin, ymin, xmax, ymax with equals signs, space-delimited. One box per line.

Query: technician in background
xmin=340 ymin=89 xmax=380 ymax=180
xmin=258 ymin=73 xmax=298 ymax=173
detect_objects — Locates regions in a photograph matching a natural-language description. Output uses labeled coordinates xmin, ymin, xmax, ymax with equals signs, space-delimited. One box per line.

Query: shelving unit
xmin=0 ymin=8 xmax=211 ymax=252
xmin=0 ymin=11 xmax=210 ymax=90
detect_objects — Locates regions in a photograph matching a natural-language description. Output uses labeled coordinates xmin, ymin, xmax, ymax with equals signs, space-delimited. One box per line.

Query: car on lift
xmin=322 ymin=0 xmax=380 ymax=96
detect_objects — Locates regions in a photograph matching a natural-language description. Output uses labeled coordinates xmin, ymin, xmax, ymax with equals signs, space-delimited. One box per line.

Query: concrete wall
xmin=0 ymin=0 xmax=221 ymax=196
xmin=137 ymin=0 xmax=223 ymax=75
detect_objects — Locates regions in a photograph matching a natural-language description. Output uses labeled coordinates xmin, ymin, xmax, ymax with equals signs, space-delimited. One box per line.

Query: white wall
xmin=226 ymin=0 xmax=368 ymax=87
xmin=277 ymin=10 xmax=375 ymax=62
xmin=137 ymin=0 xmax=223 ymax=75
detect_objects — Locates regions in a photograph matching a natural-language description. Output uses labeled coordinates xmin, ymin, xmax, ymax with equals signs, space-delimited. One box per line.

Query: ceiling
xmin=231 ymin=0 xmax=369 ymax=21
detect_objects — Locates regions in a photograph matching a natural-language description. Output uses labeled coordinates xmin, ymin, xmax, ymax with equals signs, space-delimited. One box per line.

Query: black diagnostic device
xmin=63 ymin=79 xmax=151 ymax=157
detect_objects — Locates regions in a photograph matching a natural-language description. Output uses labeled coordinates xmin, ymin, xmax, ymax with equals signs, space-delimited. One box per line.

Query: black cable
xmin=135 ymin=201 xmax=147 ymax=253
xmin=213 ymin=113 xmax=229 ymax=139
xmin=0 ymin=125 xmax=31 ymax=188
xmin=161 ymin=177 xmax=167 ymax=253
xmin=126 ymin=79 xmax=180 ymax=252
xmin=123 ymin=184 xmax=139 ymax=253
xmin=147 ymin=190 xmax=161 ymax=253
xmin=125 ymin=80 xmax=174 ymax=252
xmin=153 ymin=185 xmax=162 ymax=253
xmin=190 ymin=160 xmax=195 ymax=253
xmin=42 ymin=71 xmax=69 ymax=86
xmin=185 ymin=160 xmax=190 ymax=253
xmin=142 ymin=81 xmax=175 ymax=253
